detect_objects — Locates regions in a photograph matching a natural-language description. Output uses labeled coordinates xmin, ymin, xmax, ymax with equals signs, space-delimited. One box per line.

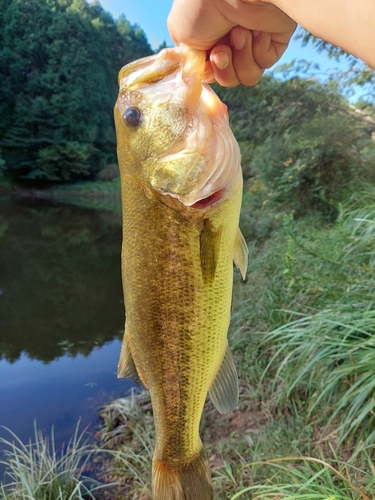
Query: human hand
xmin=168 ymin=0 xmax=296 ymax=87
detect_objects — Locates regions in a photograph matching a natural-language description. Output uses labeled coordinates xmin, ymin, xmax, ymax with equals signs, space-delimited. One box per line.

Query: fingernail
xmin=232 ymin=29 xmax=247 ymax=51
xmin=211 ymin=51 xmax=229 ymax=70
xmin=252 ymin=30 xmax=261 ymax=37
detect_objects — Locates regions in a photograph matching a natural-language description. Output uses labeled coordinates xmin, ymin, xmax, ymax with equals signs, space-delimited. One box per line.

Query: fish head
xmin=114 ymin=47 xmax=241 ymax=209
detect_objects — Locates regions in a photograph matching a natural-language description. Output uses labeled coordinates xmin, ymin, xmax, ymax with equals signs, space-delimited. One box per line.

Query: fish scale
xmin=115 ymin=46 xmax=248 ymax=499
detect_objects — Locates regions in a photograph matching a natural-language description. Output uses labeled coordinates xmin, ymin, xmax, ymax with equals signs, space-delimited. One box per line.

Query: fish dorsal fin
xmin=200 ymin=220 xmax=222 ymax=284
xmin=117 ymin=326 xmax=144 ymax=387
xmin=209 ymin=345 xmax=239 ymax=414
xmin=233 ymin=228 xmax=248 ymax=280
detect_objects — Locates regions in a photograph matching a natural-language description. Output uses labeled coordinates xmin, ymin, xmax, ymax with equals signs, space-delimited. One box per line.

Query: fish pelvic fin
xmin=117 ymin=326 xmax=144 ymax=387
xmin=152 ymin=448 xmax=213 ymax=500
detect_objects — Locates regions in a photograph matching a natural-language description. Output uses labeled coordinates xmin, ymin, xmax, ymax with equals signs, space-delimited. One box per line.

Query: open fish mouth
xmin=117 ymin=47 xmax=241 ymax=208
xmin=119 ymin=47 xmax=208 ymax=100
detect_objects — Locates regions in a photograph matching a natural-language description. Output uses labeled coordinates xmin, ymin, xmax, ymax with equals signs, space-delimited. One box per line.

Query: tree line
xmin=0 ymin=0 xmax=153 ymax=182
xmin=212 ymin=26 xmax=375 ymax=217
xmin=1 ymin=0 xmax=374 ymax=199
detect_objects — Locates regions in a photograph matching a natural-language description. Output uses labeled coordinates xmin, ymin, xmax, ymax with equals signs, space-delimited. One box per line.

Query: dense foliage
xmin=216 ymin=76 xmax=375 ymax=216
xmin=1 ymin=2 xmax=375 ymax=204
xmin=298 ymin=28 xmax=375 ymax=98
xmin=0 ymin=0 xmax=152 ymax=182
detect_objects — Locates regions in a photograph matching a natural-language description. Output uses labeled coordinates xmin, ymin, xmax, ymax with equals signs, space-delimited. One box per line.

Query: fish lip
xmin=119 ymin=47 xmax=206 ymax=100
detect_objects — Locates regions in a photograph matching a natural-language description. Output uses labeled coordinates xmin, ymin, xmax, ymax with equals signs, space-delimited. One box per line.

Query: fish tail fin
xmin=152 ymin=448 xmax=213 ymax=500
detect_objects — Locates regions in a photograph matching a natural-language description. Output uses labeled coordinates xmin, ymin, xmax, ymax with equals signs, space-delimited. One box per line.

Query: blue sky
xmin=99 ymin=0 xmax=174 ymax=49
xmin=97 ymin=0 xmax=352 ymax=77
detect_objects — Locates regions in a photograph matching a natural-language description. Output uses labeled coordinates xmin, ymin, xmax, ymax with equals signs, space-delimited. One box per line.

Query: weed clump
xmin=0 ymin=422 xmax=105 ymax=500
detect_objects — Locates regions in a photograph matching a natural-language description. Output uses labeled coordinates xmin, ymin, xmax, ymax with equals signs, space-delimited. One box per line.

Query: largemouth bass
xmin=115 ymin=46 xmax=248 ymax=500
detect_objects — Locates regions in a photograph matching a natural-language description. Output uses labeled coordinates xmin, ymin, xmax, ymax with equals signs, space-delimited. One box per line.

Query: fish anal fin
xmin=200 ymin=220 xmax=222 ymax=284
xmin=233 ymin=227 xmax=248 ymax=280
xmin=209 ymin=346 xmax=239 ymax=414
xmin=117 ymin=326 xmax=144 ymax=387
xmin=153 ymin=448 xmax=213 ymax=500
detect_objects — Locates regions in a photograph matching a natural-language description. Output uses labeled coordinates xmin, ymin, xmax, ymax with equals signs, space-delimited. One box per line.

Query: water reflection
xmin=0 ymin=196 xmax=135 ymax=474
xmin=0 ymin=340 xmax=126 ymax=441
xmin=0 ymin=197 xmax=124 ymax=362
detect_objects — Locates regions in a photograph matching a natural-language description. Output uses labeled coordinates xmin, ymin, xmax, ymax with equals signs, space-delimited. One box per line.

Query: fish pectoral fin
xmin=233 ymin=227 xmax=248 ymax=280
xmin=117 ymin=328 xmax=144 ymax=387
xmin=200 ymin=220 xmax=222 ymax=284
xmin=208 ymin=345 xmax=239 ymax=414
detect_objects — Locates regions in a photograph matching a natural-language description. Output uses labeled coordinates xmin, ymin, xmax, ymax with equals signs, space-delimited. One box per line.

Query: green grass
xmin=226 ymin=184 xmax=375 ymax=497
xmin=50 ymin=178 xmax=121 ymax=196
xmin=263 ymin=303 xmax=375 ymax=444
xmin=257 ymin=196 xmax=375 ymax=445
xmin=40 ymin=179 xmax=122 ymax=212
xmin=97 ymin=391 xmax=154 ymax=499
xmin=4 ymin=181 xmax=375 ymax=497
xmin=232 ymin=449 xmax=375 ymax=499
xmin=0 ymin=422 xmax=107 ymax=500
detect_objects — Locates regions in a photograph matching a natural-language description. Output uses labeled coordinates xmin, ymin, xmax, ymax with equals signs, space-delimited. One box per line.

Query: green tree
xmin=0 ymin=0 xmax=152 ymax=182
xmin=216 ymin=74 xmax=375 ymax=215
xmin=296 ymin=28 xmax=375 ymax=103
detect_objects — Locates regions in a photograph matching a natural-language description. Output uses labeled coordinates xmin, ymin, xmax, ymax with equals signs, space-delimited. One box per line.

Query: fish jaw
xmin=114 ymin=46 xmax=241 ymax=209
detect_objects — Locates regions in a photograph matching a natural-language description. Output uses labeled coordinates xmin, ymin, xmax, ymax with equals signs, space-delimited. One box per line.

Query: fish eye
xmin=123 ymin=107 xmax=142 ymax=127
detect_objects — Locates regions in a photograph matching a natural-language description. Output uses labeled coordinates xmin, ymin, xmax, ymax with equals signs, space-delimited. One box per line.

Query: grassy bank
xmin=3 ymin=178 xmax=122 ymax=212
xmin=42 ymin=179 xmax=121 ymax=199
xmin=2 ymin=179 xmax=375 ymax=499
xmin=94 ymin=180 xmax=375 ymax=498
xmin=42 ymin=179 xmax=122 ymax=212
xmin=97 ymin=179 xmax=375 ymax=500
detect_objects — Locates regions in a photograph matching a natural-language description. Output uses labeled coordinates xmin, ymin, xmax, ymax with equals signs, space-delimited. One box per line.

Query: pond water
xmin=0 ymin=196 xmax=136 ymax=479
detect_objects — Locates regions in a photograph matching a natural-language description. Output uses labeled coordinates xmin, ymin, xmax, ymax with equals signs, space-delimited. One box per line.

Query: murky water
xmin=0 ymin=196 xmax=135 ymax=478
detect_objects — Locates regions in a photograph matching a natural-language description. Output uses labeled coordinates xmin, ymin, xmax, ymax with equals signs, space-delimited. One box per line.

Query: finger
xmin=252 ymin=29 xmax=295 ymax=68
xmin=210 ymin=45 xmax=240 ymax=87
xmin=252 ymin=32 xmax=274 ymax=68
xmin=167 ymin=0 xmax=235 ymax=50
xmin=230 ymin=27 xmax=264 ymax=86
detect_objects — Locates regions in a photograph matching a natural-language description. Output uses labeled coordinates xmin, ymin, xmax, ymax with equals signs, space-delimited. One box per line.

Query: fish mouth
xmin=190 ymin=187 xmax=228 ymax=209
xmin=119 ymin=47 xmax=241 ymax=208
xmin=119 ymin=47 xmax=210 ymax=109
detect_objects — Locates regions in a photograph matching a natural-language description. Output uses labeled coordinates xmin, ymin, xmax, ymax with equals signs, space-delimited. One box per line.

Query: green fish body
xmin=115 ymin=47 xmax=248 ymax=500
